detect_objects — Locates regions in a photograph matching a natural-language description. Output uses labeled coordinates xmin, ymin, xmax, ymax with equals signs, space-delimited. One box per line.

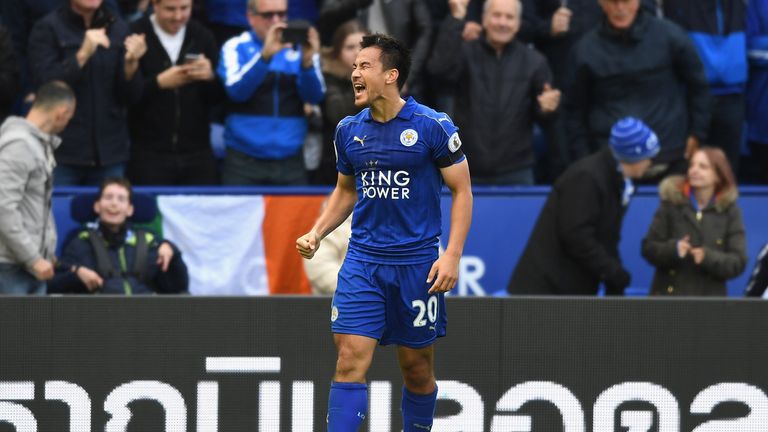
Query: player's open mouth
xmin=353 ymin=83 xmax=366 ymax=94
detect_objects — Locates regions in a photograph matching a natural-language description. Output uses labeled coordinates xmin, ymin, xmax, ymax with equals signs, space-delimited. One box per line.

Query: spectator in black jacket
xmin=28 ymin=0 xmax=147 ymax=186
xmin=318 ymin=0 xmax=432 ymax=100
xmin=518 ymin=0 xmax=602 ymax=179
xmin=127 ymin=0 xmax=224 ymax=185
xmin=429 ymin=0 xmax=561 ymax=185
xmin=520 ymin=0 xmax=601 ymax=81
xmin=508 ymin=117 xmax=659 ymax=295
xmin=2 ymin=0 xmax=120 ymax=111
xmin=422 ymin=0 xmax=483 ymax=114
xmin=566 ymin=0 xmax=711 ymax=182
xmin=3 ymin=1 xmax=121 ymax=60
xmin=48 ymin=177 xmax=188 ymax=294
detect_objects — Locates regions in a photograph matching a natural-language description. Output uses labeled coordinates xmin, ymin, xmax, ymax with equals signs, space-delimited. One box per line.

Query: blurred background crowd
xmin=0 ymin=0 xmax=765 ymax=187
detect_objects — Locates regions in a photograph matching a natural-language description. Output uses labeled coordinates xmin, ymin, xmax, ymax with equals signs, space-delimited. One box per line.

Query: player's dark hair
xmin=98 ymin=177 xmax=134 ymax=204
xmin=360 ymin=33 xmax=411 ymax=90
xmin=32 ymin=81 xmax=75 ymax=111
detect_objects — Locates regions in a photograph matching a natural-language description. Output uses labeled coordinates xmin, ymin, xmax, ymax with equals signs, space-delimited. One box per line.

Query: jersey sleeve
xmin=334 ymin=120 xmax=353 ymax=175
xmin=429 ymin=113 xmax=466 ymax=168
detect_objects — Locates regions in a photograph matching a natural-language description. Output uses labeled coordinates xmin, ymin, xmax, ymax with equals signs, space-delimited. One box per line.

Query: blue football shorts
xmin=331 ymin=258 xmax=447 ymax=348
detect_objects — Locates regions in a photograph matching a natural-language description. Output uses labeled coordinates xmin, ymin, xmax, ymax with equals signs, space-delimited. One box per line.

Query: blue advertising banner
xmin=442 ymin=187 xmax=768 ymax=297
xmin=52 ymin=186 xmax=768 ymax=297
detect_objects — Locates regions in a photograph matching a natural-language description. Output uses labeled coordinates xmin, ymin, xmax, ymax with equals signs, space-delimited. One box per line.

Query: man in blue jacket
xmin=217 ymin=0 xmax=325 ymax=185
xmin=746 ymin=0 xmax=768 ymax=183
xmin=664 ymin=0 xmax=748 ymax=174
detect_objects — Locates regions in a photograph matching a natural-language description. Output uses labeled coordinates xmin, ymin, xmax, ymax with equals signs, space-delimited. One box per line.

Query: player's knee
xmin=400 ymin=359 xmax=434 ymax=390
xmin=334 ymin=345 xmax=367 ymax=379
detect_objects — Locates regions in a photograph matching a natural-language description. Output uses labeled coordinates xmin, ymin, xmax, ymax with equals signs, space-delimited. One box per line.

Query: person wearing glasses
xmin=216 ymin=0 xmax=325 ymax=185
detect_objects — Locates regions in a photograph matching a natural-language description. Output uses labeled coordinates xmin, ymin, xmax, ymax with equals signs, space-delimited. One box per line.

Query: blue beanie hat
xmin=609 ymin=117 xmax=660 ymax=163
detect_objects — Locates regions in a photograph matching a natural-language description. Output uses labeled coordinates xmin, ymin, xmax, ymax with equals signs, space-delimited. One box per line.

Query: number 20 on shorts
xmin=412 ymin=296 xmax=438 ymax=327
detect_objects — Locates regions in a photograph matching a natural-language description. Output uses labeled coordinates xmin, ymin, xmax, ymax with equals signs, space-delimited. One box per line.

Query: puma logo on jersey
xmin=353 ymin=135 xmax=366 ymax=146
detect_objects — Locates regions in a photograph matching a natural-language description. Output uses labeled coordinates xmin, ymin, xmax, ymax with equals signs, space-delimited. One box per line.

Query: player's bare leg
xmin=397 ymin=345 xmax=438 ymax=431
xmin=397 ymin=344 xmax=436 ymax=392
xmin=333 ymin=334 xmax=377 ymax=382
xmin=327 ymin=334 xmax=377 ymax=431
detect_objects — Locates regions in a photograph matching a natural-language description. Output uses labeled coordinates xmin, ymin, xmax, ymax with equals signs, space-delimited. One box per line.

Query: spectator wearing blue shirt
xmin=746 ymin=0 xmax=768 ymax=183
xmin=664 ymin=0 xmax=748 ymax=174
xmin=217 ymin=0 xmax=325 ymax=185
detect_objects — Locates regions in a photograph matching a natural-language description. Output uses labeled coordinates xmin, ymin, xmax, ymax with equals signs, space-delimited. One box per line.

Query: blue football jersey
xmin=334 ymin=97 xmax=465 ymax=264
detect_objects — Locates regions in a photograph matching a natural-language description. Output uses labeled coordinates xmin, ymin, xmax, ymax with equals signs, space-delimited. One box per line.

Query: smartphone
xmin=184 ymin=53 xmax=202 ymax=64
xmin=281 ymin=20 xmax=310 ymax=46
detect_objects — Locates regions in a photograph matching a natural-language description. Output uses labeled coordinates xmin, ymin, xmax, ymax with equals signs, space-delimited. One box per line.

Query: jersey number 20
xmin=412 ymin=296 xmax=438 ymax=327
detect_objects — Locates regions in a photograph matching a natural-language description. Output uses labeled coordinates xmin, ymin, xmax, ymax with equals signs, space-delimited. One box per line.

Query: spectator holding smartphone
xmin=127 ymin=0 xmax=224 ymax=185
xmin=216 ymin=0 xmax=324 ymax=185
xmin=642 ymin=147 xmax=747 ymax=296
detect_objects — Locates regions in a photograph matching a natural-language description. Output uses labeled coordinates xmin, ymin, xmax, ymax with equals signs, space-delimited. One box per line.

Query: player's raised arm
xmin=428 ymin=160 xmax=473 ymax=293
xmin=296 ymin=173 xmax=357 ymax=259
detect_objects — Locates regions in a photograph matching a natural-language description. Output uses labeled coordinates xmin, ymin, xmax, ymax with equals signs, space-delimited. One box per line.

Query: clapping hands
xmin=677 ymin=235 xmax=705 ymax=264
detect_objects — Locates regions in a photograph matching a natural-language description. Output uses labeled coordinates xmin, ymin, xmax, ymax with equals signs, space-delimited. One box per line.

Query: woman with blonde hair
xmin=642 ymin=147 xmax=747 ymax=296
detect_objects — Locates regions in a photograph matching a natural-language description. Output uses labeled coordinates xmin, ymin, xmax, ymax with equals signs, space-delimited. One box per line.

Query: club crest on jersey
xmin=448 ymin=132 xmax=462 ymax=153
xmin=400 ymin=129 xmax=418 ymax=147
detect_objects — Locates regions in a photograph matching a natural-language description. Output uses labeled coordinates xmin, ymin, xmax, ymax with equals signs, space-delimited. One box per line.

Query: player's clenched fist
xmin=296 ymin=231 xmax=321 ymax=259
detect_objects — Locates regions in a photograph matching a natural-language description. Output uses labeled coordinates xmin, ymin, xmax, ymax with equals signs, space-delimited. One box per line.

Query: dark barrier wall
xmin=1 ymin=297 xmax=768 ymax=431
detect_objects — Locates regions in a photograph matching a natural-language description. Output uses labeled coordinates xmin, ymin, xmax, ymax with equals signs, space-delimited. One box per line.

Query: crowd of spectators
xmin=0 ymin=0 xmax=766 ymax=296
xmin=0 ymin=0 xmax=764 ymax=187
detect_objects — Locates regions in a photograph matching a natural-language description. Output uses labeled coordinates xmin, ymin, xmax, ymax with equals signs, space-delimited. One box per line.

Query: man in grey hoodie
xmin=0 ymin=81 xmax=75 ymax=294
